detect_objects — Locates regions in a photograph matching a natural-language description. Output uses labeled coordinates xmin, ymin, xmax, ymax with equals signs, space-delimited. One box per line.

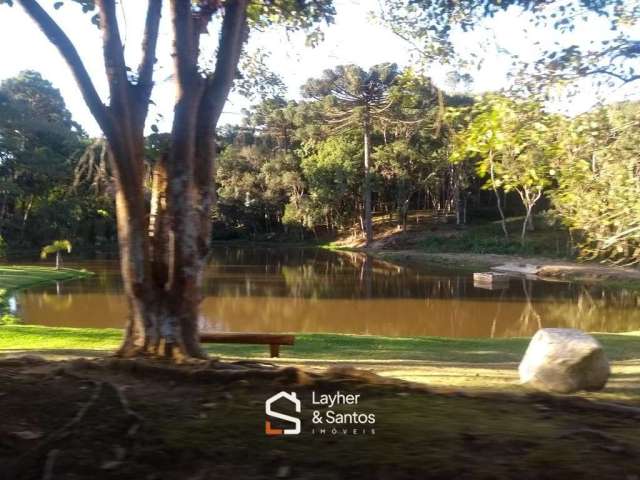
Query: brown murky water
xmin=10 ymin=247 xmax=640 ymax=337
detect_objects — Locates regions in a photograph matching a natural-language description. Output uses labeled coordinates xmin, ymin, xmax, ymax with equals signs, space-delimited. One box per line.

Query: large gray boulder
xmin=518 ymin=328 xmax=610 ymax=394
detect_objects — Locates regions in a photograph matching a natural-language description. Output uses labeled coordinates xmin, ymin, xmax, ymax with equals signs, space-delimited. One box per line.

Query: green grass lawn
xmin=0 ymin=265 xmax=93 ymax=290
xmin=2 ymin=325 xmax=639 ymax=403
xmin=1 ymin=324 xmax=639 ymax=363
xmin=418 ymin=215 xmax=572 ymax=257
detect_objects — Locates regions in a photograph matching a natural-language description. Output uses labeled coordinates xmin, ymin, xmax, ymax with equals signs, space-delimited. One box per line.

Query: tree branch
xmin=204 ymin=0 xmax=249 ymax=127
xmin=171 ymin=0 xmax=199 ymax=89
xmin=95 ymin=0 xmax=146 ymax=185
xmin=190 ymin=0 xmax=249 ymax=262
xmin=96 ymin=0 xmax=133 ymax=122
xmin=15 ymin=0 xmax=112 ymax=135
xmin=136 ymin=0 xmax=163 ymax=121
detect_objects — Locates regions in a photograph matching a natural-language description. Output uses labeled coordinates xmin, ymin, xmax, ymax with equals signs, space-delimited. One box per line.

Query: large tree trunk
xmin=18 ymin=0 xmax=248 ymax=362
xmin=115 ymin=160 xmax=207 ymax=360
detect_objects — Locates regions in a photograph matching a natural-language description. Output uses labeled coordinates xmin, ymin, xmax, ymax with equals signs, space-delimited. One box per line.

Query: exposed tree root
xmin=115 ymin=340 xmax=209 ymax=364
xmin=2 ymin=355 xmax=640 ymax=480
xmin=100 ymin=357 xmax=312 ymax=385
xmin=101 ymin=380 xmax=144 ymax=439
xmin=6 ymin=379 xmax=102 ymax=479
xmin=41 ymin=449 xmax=60 ymax=480
xmin=5 ymin=367 xmax=145 ymax=480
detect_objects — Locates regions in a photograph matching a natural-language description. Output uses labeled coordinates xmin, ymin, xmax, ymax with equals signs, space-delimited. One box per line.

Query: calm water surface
xmin=11 ymin=247 xmax=640 ymax=337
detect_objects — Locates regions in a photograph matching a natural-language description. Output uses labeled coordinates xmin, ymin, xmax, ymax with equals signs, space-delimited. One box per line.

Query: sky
xmin=0 ymin=0 xmax=638 ymax=136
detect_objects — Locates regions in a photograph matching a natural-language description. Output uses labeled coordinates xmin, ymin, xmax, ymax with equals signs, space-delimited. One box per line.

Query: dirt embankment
xmin=330 ymin=212 xmax=640 ymax=284
xmin=374 ymin=250 xmax=640 ymax=285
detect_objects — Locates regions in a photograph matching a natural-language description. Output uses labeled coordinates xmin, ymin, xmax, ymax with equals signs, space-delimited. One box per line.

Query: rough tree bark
xmin=17 ymin=0 xmax=249 ymax=360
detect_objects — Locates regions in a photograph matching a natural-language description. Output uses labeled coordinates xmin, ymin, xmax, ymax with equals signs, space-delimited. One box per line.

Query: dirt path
xmin=4 ymin=349 xmax=639 ymax=404
xmin=259 ymin=357 xmax=640 ymax=405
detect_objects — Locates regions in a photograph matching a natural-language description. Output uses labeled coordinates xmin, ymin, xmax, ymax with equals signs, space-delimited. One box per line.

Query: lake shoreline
xmin=0 ymin=266 xmax=94 ymax=291
xmin=366 ymin=250 xmax=640 ymax=287
xmin=211 ymin=237 xmax=640 ymax=287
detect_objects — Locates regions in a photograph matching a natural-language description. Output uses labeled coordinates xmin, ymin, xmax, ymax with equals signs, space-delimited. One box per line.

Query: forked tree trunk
xmin=488 ymin=153 xmax=509 ymax=240
xmin=19 ymin=0 xmax=248 ymax=361
xmin=518 ymin=187 xmax=542 ymax=247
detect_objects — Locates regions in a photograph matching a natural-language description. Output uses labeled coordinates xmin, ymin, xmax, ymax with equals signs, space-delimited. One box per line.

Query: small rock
xmin=519 ymin=328 xmax=610 ymax=394
xmin=100 ymin=460 xmax=123 ymax=470
xmin=114 ymin=445 xmax=127 ymax=461
xmin=276 ymin=465 xmax=291 ymax=478
xmin=600 ymin=444 xmax=625 ymax=454
xmin=201 ymin=402 xmax=217 ymax=409
xmin=127 ymin=423 xmax=141 ymax=437
xmin=12 ymin=430 xmax=43 ymax=440
xmin=533 ymin=404 xmax=551 ymax=412
xmin=269 ymin=449 xmax=286 ymax=459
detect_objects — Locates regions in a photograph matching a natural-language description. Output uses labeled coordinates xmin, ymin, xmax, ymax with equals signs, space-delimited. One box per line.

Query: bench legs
xmin=269 ymin=344 xmax=280 ymax=358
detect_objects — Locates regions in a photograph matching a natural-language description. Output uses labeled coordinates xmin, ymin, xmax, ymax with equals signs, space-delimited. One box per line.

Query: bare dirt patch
xmin=1 ymin=356 xmax=640 ymax=479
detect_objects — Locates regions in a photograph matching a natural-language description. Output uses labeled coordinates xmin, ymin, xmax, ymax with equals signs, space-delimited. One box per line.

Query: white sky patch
xmin=0 ymin=0 xmax=638 ymax=136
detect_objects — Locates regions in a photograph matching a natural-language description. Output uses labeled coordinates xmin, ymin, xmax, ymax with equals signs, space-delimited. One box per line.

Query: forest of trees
xmin=2 ymin=67 xmax=640 ymax=264
xmin=0 ymin=71 xmax=116 ymax=256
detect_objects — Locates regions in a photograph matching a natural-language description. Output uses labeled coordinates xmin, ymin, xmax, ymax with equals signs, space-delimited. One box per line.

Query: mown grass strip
xmin=0 ymin=266 xmax=93 ymax=291
xmin=1 ymin=325 xmax=638 ymax=363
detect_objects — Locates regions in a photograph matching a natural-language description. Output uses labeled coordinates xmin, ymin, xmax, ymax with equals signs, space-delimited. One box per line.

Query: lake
xmin=10 ymin=246 xmax=640 ymax=337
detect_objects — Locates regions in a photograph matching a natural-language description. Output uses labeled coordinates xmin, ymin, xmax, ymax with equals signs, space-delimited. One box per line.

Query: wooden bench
xmin=199 ymin=333 xmax=295 ymax=358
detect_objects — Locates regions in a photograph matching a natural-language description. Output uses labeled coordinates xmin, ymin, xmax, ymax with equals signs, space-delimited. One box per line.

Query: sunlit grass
xmin=0 ymin=266 xmax=93 ymax=290
xmin=1 ymin=326 xmax=638 ymax=402
xmin=1 ymin=325 xmax=638 ymax=362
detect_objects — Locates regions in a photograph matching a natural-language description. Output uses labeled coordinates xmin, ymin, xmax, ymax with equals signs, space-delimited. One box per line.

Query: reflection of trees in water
xmin=360 ymin=255 xmax=373 ymax=299
xmin=198 ymin=314 xmax=225 ymax=332
xmin=539 ymin=286 xmax=640 ymax=333
xmin=517 ymin=278 xmax=542 ymax=333
xmin=203 ymin=248 xmax=640 ymax=336
xmin=20 ymin=251 xmax=640 ymax=335
xmin=38 ymin=291 xmax=74 ymax=311
xmin=490 ymin=288 xmax=506 ymax=338
xmin=501 ymin=281 xmax=640 ymax=336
